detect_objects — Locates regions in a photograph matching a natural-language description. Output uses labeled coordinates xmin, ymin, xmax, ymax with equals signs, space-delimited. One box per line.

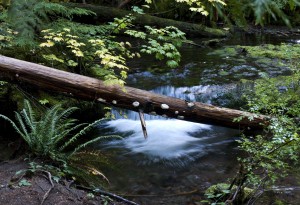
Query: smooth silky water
xmin=97 ymin=93 xmax=240 ymax=204
xmin=94 ymin=33 xmax=300 ymax=205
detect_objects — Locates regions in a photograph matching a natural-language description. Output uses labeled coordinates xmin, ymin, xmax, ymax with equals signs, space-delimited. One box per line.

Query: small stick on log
xmin=138 ymin=109 xmax=148 ymax=139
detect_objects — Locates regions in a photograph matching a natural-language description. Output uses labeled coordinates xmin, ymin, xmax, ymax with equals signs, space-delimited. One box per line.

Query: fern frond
xmin=56 ymin=118 xmax=78 ymax=134
xmin=24 ymin=99 xmax=36 ymax=125
xmin=7 ymin=0 xmax=95 ymax=47
xmin=70 ymin=151 xmax=111 ymax=167
xmin=48 ymin=19 xmax=109 ymax=36
xmin=53 ymin=122 xmax=87 ymax=146
xmin=38 ymin=104 xmax=61 ymax=142
xmin=55 ymin=106 xmax=78 ymax=123
xmin=60 ymin=118 xmax=109 ymax=151
xmin=20 ymin=105 xmax=37 ymax=137
xmin=0 ymin=114 xmax=28 ymax=143
xmin=69 ymin=135 xmax=121 ymax=157
xmin=14 ymin=112 xmax=32 ymax=145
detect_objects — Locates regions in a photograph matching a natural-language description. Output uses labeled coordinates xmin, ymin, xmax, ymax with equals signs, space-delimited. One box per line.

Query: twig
xmin=246 ymin=174 xmax=268 ymax=205
xmin=40 ymin=171 xmax=54 ymax=205
xmin=76 ymin=185 xmax=139 ymax=205
xmin=138 ymin=109 xmax=148 ymax=139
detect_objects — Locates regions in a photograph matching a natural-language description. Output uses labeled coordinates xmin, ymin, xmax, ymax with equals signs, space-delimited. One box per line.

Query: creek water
xmin=95 ymin=33 xmax=300 ymax=205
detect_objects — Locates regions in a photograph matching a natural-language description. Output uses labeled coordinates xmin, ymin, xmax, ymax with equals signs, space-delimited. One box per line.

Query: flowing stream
xmin=94 ymin=33 xmax=300 ymax=204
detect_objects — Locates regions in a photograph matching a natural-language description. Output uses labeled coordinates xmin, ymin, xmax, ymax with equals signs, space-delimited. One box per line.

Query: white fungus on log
xmin=132 ymin=101 xmax=140 ymax=107
xmin=175 ymin=111 xmax=179 ymax=114
xmin=97 ymin=98 xmax=106 ymax=102
xmin=187 ymin=102 xmax=195 ymax=107
xmin=112 ymin=100 xmax=117 ymax=104
xmin=161 ymin=104 xmax=169 ymax=109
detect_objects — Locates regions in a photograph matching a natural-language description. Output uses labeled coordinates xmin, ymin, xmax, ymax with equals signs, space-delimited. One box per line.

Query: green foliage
xmin=145 ymin=0 xmax=226 ymax=16
xmin=6 ymin=0 xmax=94 ymax=46
xmin=225 ymin=0 xmax=249 ymax=28
xmin=176 ymin=0 xmax=226 ymax=16
xmin=0 ymin=10 xmax=16 ymax=50
xmin=39 ymin=27 xmax=131 ymax=85
xmin=18 ymin=179 xmax=32 ymax=187
xmin=1 ymin=2 xmax=185 ymax=84
xmin=145 ymin=0 xmax=300 ymax=27
xmin=0 ymin=100 xmax=121 ymax=163
xmin=0 ymin=0 xmax=10 ymax=8
xmin=202 ymin=183 xmax=230 ymax=205
xmin=226 ymin=0 xmax=300 ymax=27
xmin=126 ymin=25 xmax=185 ymax=68
xmin=203 ymin=43 xmax=300 ymax=204
xmin=38 ymin=8 xmax=185 ymax=82
xmin=229 ymin=54 xmax=300 ymax=202
xmin=121 ymin=7 xmax=185 ymax=68
xmin=0 ymin=100 xmax=121 ymax=186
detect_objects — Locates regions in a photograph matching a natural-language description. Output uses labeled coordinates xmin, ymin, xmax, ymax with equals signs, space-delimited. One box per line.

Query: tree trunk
xmin=0 ymin=55 xmax=268 ymax=130
xmin=67 ymin=3 xmax=228 ymax=37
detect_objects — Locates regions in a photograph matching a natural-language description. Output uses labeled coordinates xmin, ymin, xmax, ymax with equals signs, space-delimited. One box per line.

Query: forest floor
xmin=0 ymin=137 xmax=130 ymax=205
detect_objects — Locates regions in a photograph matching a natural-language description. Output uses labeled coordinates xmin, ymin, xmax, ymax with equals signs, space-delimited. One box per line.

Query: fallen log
xmin=67 ymin=3 xmax=228 ymax=37
xmin=0 ymin=55 xmax=268 ymax=130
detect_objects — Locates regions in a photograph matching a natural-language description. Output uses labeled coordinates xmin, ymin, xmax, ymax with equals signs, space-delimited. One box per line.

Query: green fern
xmin=0 ymin=100 xmax=121 ymax=162
xmin=6 ymin=0 xmax=94 ymax=46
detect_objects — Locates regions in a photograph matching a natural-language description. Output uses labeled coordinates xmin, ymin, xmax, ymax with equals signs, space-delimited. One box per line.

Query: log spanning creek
xmin=94 ymin=33 xmax=300 ymax=204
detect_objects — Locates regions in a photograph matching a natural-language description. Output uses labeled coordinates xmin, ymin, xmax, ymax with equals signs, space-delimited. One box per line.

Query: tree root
xmin=76 ymin=185 xmax=139 ymax=205
xmin=40 ymin=171 xmax=54 ymax=205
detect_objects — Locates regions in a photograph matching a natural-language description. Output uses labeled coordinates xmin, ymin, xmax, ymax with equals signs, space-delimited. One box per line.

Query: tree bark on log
xmin=67 ymin=3 xmax=228 ymax=37
xmin=0 ymin=55 xmax=268 ymax=130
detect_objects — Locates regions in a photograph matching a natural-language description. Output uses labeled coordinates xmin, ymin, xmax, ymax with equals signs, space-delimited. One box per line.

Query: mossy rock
xmin=205 ymin=183 xmax=232 ymax=195
xmin=207 ymin=46 xmax=238 ymax=57
xmin=241 ymin=43 xmax=300 ymax=60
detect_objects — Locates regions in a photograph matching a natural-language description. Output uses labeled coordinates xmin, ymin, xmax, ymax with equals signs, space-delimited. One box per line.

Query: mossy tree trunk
xmin=67 ymin=3 xmax=229 ymax=37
